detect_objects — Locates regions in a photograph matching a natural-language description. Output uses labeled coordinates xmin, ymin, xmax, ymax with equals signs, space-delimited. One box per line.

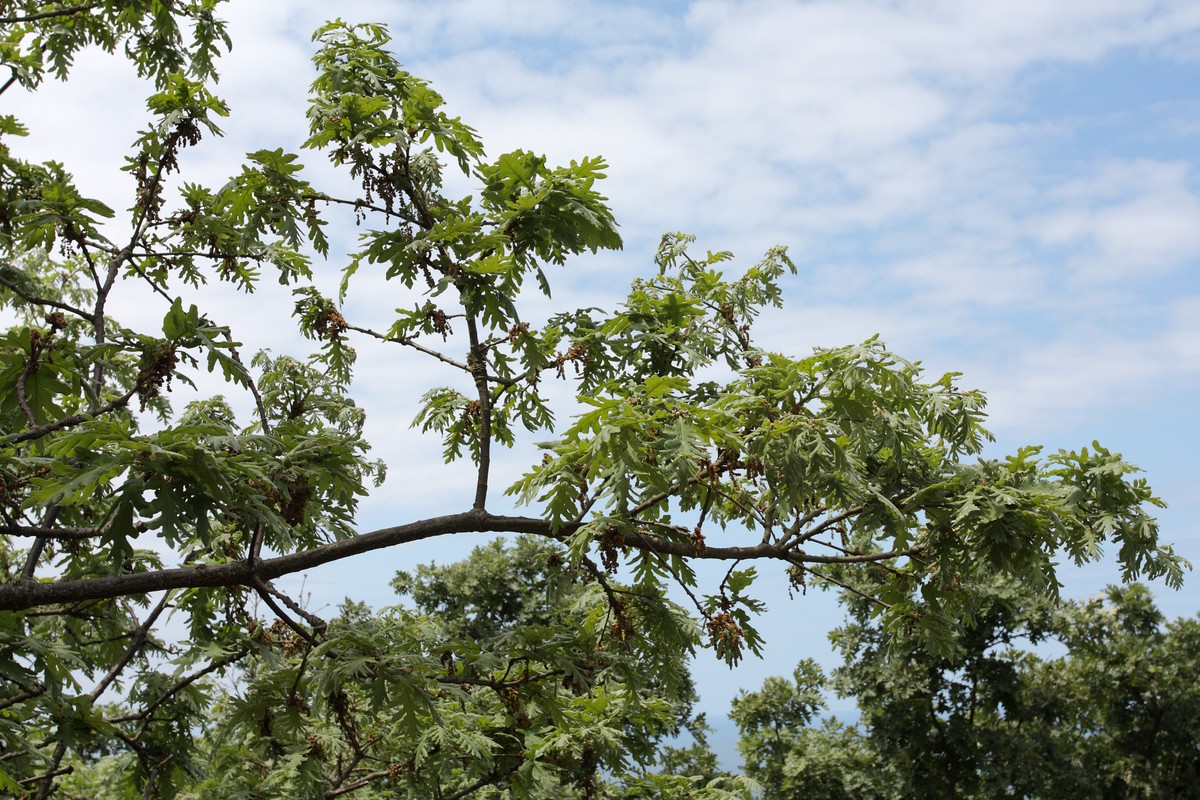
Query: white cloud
xmin=1036 ymin=160 xmax=1200 ymax=278
xmin=966 ymin=289 xmax=1200 ymax=435
xmin=6 ymin=0 xmax=1199 ymax=481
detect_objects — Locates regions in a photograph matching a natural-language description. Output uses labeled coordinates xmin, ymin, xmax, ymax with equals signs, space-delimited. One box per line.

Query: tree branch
xmin=0 ymin=271 xmax=93 ymax=320
xmin=323 ymin=768 xmax=397 ymax=799
xmin=252 ymin=575 xmax=319 ymax=647
xmin=465 ymin=314 xmax=492 ymax=510
xmin=220 ymin=328 xmax=271 ymax=433
xmin=0 ymin=521 xmax=149 ymax=539
xmin=303 ymin=192 xmax=422 ymax=228
xmin=26 ymin=594 xmax=170 ymax=800
xmin=257 ymin=579 xmax=327 ymax=635
xmin=784 ymin=505 xmax=863 ymax=548
xmin=0 ymin=509 xmax=917 ymax=612
xmin=803 ymin=565 xmax=894 ymax=611
xmin=5 ymin=384 xmax=138 ymax=444
xmin=0 ymin=683 xmax=45 ymax=712
xmin=15 ymin=332 xmax=40 ymax=426
xmin=140 ymin=755 xmax=173 ymax=800
xmin=441 ymin=765 xmax=523 ymax=800
xmin=0 ymin=510 xmax=498 ymax=611
xmin=0 ymin=3 xmax=102 ymax=25
xmin=19 ymin=505 xmax=59 ymax=580
xmin=344 ymin=323 xmax=480 ymax=378
xmin=91 ymin=594 xmax=171 ymax=700
xmin=106 ymin=648 xmax=248 ymax=724
xmin=17 ymin=766 xmax=72 ymax=787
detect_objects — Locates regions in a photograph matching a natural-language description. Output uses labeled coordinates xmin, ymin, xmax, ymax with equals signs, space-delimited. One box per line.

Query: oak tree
xmin=730 ymin=574 xmax=1200 ymax=799
xmin=0 ymin=3 xmax=1187 ymax=797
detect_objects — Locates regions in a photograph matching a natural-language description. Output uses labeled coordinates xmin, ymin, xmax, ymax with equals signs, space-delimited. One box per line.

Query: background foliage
xmin=729 ymin=571 xmax=1200 ymax=799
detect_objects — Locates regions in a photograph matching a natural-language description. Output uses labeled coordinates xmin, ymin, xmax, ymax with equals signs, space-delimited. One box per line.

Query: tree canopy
xmin=0 ymin=3 xmax=1188 ymax=798
xmin=729 ymin=573 xmax=1200 ymax=799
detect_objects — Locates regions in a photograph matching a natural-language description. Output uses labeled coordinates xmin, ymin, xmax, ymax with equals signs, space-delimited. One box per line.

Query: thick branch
xmin=0 ymin=3 xmax=102 ymax=25
xmin=0 ymin=510 xmax=500 ymax=611
xmin=0 ymin=508 xmax=912 ymax=612
xmin=1 ymin=522 xmax=149 ymax=539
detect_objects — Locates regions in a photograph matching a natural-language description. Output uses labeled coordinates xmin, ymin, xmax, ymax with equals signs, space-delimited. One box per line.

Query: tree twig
xmin=323 ymin=768 xmax=398 ymax=799
xmin=19 ymin=505 xmax=60 ymax=581
xmin=91 ymin=594 xmax=172 ymax=701
xmin=6 ymin=384 xmax=138 ymax=444
xmin=464 ymin=314 xmax=492 ymax=510
xmin=107 ymin=648 xmax=249 ymax=724
xmin=0 ymin=272 xmax=92 ymax=320
xmin=344 ymin=323 xmax=483 ymax=380
xmin=251 ymin=576 xmax=318 ymax=647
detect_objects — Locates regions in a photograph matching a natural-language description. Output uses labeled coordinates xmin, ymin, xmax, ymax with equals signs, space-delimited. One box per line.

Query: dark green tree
xmin=731 ymin=575 xmax=1200 ymax=799
xmin=0 ymin=2 xmax=1188 ymax=797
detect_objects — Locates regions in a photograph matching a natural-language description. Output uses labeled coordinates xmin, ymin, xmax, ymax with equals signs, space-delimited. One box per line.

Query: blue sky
xmin=7 ymin=0 xmax=1200 ymax=767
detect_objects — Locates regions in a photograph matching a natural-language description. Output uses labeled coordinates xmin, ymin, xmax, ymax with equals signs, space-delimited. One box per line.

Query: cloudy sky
xmin=8 ymin=0 xmax=1200 ymax=762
